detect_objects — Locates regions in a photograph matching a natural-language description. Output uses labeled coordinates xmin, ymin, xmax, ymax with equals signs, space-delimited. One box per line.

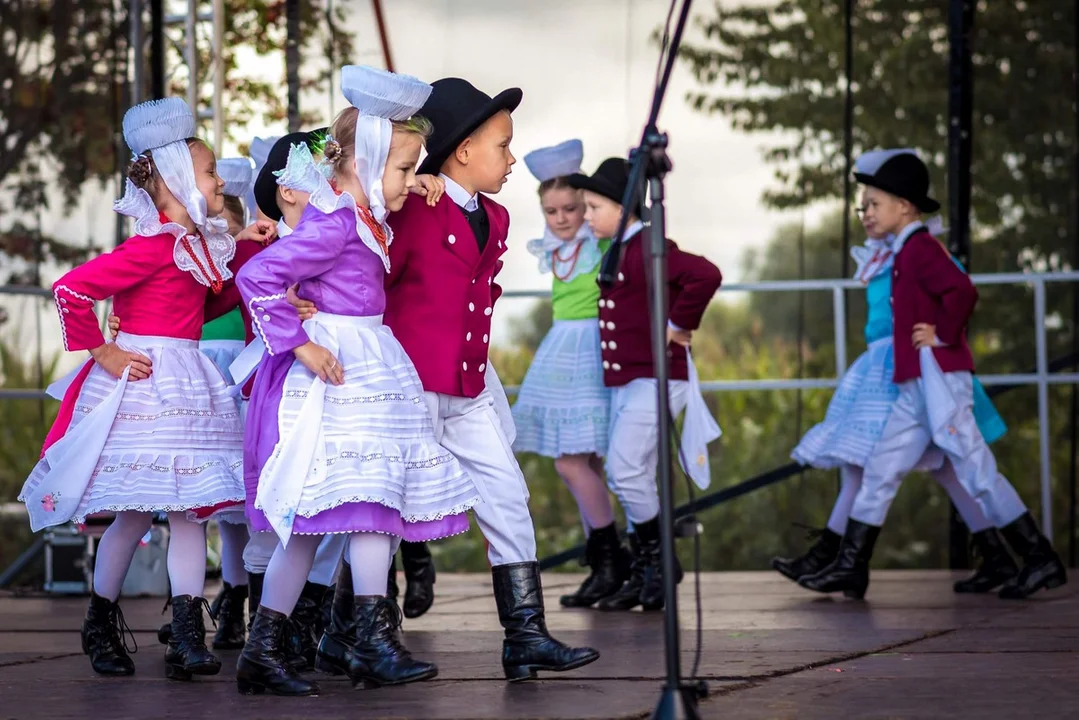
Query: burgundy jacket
xmin=891 ymin=229 xmax=977 ymax=383
xmin=384 ymin=193 xmax=508 ymax=398
xmin=598 ymin=231 xmax=722 ymax=387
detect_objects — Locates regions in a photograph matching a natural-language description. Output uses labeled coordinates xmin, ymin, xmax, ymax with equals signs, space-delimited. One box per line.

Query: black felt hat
xmin=254 ymin=129 xmax=325 ymax=221
xmin=568 ymin=157 xmax=644 ymax=217
xmin=416 ymin=78 xmax=522 ymax=176
xmin=853 ymin=152 xmax=940 ymax=213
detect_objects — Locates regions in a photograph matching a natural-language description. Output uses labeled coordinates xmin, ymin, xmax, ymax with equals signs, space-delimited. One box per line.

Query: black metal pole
xmin=1069 ymin=0 xmax=1079 ymax=568
xmin=840 ymin=0 xmax=854 ymax=280
xmin=286 ymin=0 xmax=301 ymax=132
xmin=838 ymin=0 xmax=854 ymax=501
xmin=947 ymin=0 xmax=975 ymax=568
xmin=150 ymin=0 xmax=165 ymax=100
xmin=645 ymin=142 xmax=692 ymax=720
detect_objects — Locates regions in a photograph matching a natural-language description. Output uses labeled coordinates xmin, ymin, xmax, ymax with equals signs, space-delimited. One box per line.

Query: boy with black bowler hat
xmin=799 ymin=151 xmax=1067 ymax=600
xmin=568 ymin=157 xmax=722 ymax=613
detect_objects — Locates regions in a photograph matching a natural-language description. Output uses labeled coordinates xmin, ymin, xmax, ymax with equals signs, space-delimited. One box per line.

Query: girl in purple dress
xmin=234 ymin=65 xmax=480 ymax=696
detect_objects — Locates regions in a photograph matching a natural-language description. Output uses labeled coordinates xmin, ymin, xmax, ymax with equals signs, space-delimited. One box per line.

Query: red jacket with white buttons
xmin=384 ymin=192 xmax=508 ymax=398
xmin=599 ymin=231 xmax=722 ymax=387
xmin=891 ymin=230 xmax=977 ymax=383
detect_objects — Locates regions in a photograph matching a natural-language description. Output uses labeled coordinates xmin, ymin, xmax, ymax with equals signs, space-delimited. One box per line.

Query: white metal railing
xmin=506 ymin=271 xmax=1079 ymax=540
xmin=3 ymin=272 xmax=1079 ymax=536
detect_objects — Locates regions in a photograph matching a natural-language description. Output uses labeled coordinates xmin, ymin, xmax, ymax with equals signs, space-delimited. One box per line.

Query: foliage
xmin=0 ymin=0 xmax=354 ymax=285
xmin=674 ymin=0 xmax=1079 ymax=375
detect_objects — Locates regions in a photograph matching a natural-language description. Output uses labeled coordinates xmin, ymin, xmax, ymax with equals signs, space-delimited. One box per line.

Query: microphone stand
xmin=597 ymin=1 xmax=704 ymax=717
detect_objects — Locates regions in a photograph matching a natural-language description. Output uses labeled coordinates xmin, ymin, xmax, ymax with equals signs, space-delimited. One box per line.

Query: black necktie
xmin=462 ymin=203 xmax=489 ymax=253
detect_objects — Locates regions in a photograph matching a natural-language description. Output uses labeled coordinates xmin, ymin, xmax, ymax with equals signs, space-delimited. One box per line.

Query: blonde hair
xmin=324 ymin=107 xmax=433 ymax=170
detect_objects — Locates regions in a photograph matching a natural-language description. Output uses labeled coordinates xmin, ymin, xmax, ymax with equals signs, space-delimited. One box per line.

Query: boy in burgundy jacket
xmin=799 ymin=152 xmax=1065 ymax=600
xmin=383 ymin=78 xmax=599 ymax=681
xmin=569 ymin=158 xmax=723 ymax=612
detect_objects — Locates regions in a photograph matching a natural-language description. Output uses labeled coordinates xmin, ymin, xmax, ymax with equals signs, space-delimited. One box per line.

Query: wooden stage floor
xmin=1 ymin=570 xmax=1076 ymax=719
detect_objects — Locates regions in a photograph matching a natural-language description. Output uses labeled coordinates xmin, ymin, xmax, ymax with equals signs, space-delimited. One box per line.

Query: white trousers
xmin=851 ymin=372 xmax=1028 ymax=528
xmin=605 ymin=379 xmax=690 ymax=525
xmin=243 ymin=529 xmax=347 ymax=585
xmin=424 ymin=389 xmax=537 ymax=566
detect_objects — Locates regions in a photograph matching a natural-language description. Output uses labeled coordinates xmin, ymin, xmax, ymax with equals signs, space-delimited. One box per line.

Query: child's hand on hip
xmin=287 ymin=285 xmax=317 ymax=321
xmin=293 ymin=341 xmax=343 ymax=385
xmin=667 ymin=327 xmax=693 ymax=347
xmin=90 ymin=343 xmax=152 ymax=381
xmin=912 ymin=323 xmax=940 ymax=349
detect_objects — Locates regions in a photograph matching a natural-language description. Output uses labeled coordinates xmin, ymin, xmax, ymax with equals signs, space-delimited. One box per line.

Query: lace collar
xmin=526 ymin=224 xmax=601 ymax=283
xmin=113 ymin=179 xmax=236 ymax=291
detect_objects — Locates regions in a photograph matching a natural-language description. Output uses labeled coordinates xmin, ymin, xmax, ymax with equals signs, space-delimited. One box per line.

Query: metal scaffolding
xmin=129 ymin=0 xmax=225 ymax=154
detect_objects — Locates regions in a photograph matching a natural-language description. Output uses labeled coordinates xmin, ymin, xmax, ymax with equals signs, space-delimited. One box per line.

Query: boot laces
xmin=108 ymin=603 xmax=138 ymax=656
xmin=373 ymin=598 xmax=410 ymax=654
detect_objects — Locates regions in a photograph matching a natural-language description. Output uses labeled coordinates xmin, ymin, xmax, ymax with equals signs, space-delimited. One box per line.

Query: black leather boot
xmin=209 ymin=581 xmax=248 ymax=649
xmin=315 ymin=560 xmax=355 ymax=677
xmin=248 ymin=572 xmax=264 ymax=631
xmin=321 ymin=583 xmax=335 ymax=635
xmin=164 ymin=595 xmax=222 ymax=681
xmin=288 ymin=581 xmax=329 ymax=670
xmin=798 ymin=520 xmax=880 ymax=599
xmin=493 ymin=562 xmax=600 ymax=682
xmin=636 ymin=517 xmax=684 ymax=611
xmin=236 ymin=606 xmax=320 ymax=696
xmin=387 ymin=555 xmax=400 ymax=601
xmin=346 ymin=596 xmax=438 ymax=688
xmin=954 ymin=529 xmax=1019 ymax=593
xmin=81 ymin=592 xmax=137 ymax=676
xmin=595 ymin=533 xmax=645 ymax=611
xmin=156 ymin=596 xmax=173 ymax=645
xmin=401 ymin=541 xmax=435 ymax=619
xmin=998 ymin=512 xmax=1068 ymax=599
xmin=772 ymin=528 xmax=842 ymax=582
xmin=560 ymin=523 xmax=632 ymax=608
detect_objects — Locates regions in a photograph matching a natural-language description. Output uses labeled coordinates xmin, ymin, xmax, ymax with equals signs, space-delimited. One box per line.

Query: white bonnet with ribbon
xmin=524 ymin=139 xmax=584 ymax=183
xmin=339 ymin=65 xmax=432 ymax=227
xmin=115 ymin=97 xmax=235 ymax=290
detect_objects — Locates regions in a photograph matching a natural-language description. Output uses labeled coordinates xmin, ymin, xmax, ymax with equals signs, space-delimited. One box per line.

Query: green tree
xmin=674 ymin=0 xmax=1078 ymax=374
xmin=0 ymin=0 xmax=354 ymax=285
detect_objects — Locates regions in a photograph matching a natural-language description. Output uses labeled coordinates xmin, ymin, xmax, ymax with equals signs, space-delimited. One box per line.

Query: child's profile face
xmin=459 ymin=110 xmax=515 ymax=194
xmin=582 ymin=190 xmax=623 ymax=239
xmin=382 ymin=130 xmax=423 ymax=213
xmin=860 ymin=186 xmax=912 ymax=239
xmin=189 ymin=140 xmax=226 ymax=218
xmin=541 ymin=186 xmax=586 ymax=241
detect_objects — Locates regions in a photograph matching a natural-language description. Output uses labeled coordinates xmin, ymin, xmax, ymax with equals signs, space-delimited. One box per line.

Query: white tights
xmin=217 ymin=520 xmax=249 ymax=587
xmin=555 ymin=453 xmax=615 ymax=531
xmin=92 ymin=511 xmax=153 ymax=601
xmin=166 ymin=512 xmax=209 ymax=598
xmin=261 ymin=532 xmax=394 ymax=615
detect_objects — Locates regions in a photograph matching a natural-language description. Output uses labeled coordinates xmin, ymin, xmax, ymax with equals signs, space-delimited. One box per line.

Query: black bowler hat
xmin=854 ymin=152 xmax=940 ymax=213
xmin=416 ymin=78 xmax=522 ymax=176
xmin=254 ymin=129 xmax=326 ymax=221
xmin=568 ymin=157 xmax=644 ymax=217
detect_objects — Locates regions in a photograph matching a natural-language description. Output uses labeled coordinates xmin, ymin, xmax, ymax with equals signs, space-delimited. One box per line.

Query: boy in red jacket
xmin=382 ymin=78 xmax=599 ymax=681
xmin=800 ymin=152 xmax=1066 ymax=600
xmin=569 ymin=158 xmax=723 ymax=612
